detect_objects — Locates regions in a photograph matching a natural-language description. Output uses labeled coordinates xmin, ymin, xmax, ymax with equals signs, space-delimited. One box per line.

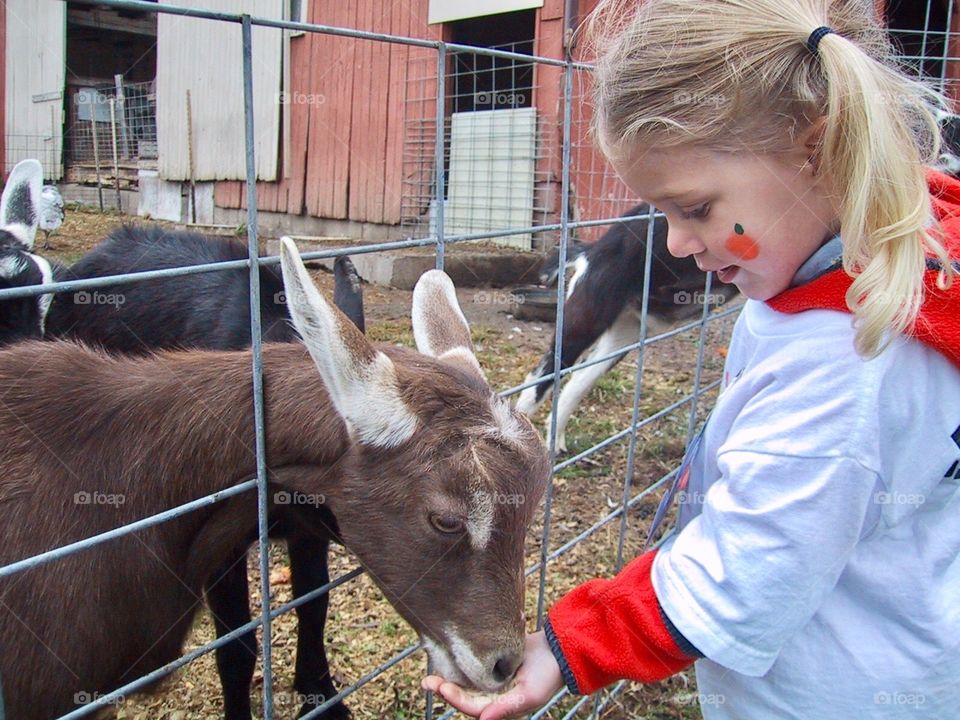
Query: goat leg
xmin=288 ymin=533 xmax=349 ymax=719
xmin=207 ymin=554 xmax=258 ymax=720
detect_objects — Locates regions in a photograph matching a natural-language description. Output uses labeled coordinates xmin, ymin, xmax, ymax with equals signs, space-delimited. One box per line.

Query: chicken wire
xmin=0 ymin=2 xmax=956 ymax=720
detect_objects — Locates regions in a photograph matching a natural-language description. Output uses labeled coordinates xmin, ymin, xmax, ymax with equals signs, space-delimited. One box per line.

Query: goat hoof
xmin=299 ymin=700 xmax=350 ymax=719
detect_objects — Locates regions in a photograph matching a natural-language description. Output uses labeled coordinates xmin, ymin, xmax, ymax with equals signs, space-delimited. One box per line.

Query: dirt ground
xmin=43 ymin=207 xmax=739 ymax=720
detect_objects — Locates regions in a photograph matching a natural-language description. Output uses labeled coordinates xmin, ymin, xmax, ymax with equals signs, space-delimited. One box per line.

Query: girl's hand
xmin=422 ymin=630 xmax=565 ymax=720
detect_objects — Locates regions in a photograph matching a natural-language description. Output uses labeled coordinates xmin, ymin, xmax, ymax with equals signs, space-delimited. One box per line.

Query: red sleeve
xmin=544 ymin=549 xmax=696 ymax=695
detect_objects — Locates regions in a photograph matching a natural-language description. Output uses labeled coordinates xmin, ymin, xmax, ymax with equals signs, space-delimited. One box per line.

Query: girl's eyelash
xmin=680 ymin=203 xmax=710 ymax=220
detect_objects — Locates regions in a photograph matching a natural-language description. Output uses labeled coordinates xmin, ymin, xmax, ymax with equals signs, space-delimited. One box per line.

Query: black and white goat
xmin=0 ymin=159 xmax=59 ymax=344
xmin=515 ymin=205 xmax=738 ymax=453
xmin=937 ymin=109 xmax=960 ymax=177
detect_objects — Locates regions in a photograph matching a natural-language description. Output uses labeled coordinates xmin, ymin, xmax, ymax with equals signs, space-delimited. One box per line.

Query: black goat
xmin=515 ymin=205 xmax=738 ymax=452
xmin=40 ymin=225 xmax=363 ymax=720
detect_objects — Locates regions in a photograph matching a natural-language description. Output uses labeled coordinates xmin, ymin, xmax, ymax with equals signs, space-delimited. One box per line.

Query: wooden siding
xmin=216 ymin=0 xmax=960 ymax=231
xmin=216 ymin=0 xmax=441 ymax=225
xmin=157 ymin=0 xmax=282 ymax=181
xmin=3 ymin=0 xmax=65 ymax=179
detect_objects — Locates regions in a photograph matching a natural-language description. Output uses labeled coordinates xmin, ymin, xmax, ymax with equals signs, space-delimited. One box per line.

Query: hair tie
xmin=806 ymin=26 xmax=835 ymax=55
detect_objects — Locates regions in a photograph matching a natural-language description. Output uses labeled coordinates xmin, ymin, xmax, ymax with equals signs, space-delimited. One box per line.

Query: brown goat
xmin=0 ymin=239 xmax=550 ymax=719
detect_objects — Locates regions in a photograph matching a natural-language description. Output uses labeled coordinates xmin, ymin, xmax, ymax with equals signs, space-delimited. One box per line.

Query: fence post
xmin=536 ymin=59 xmax=575 ymax=629
xmin=433 ymin=44 xmax=447 ymax=271
xmin=88 ymin=94 xmax=104 ymax=212
xmin=109 ymin=98 xmax=122 ymax=211
xmin=113 ymin=74 xmax=130 ymax=158
xmin=240 ymin=13 xmax=274 ymax=720
xmin=186 ymin=90 xmax=197 ymax=224
xmin=49 ymin=105 xmax=57 ymax=180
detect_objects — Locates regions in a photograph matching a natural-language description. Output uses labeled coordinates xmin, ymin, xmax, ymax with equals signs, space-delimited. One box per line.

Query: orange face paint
xmin=725 ymin=223 xmax=760 ymax=260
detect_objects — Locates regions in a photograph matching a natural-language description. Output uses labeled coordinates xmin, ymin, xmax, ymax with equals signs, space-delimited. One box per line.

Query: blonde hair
xmin=585 ymin=0 xmax=954 ymax=357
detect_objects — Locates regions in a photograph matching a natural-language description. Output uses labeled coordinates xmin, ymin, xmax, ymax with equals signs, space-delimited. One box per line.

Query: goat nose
xmin=491 ymin=651 xmax=523 ymax=684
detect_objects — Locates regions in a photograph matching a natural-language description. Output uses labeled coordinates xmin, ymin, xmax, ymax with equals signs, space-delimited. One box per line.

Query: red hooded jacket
xmin=545 ymin=170 xmax=960 ymax=696
xmin=768 ymin=169 xmax=960 ymax=368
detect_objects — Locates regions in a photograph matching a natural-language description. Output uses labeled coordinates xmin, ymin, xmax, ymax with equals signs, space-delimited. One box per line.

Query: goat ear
xmin=279 ymin=237 xmax=418 ymax=448
xmin=412 ymin=269 xmax=486 ymax=384
xmin=0 ymin=159 xmax=42 ymax=249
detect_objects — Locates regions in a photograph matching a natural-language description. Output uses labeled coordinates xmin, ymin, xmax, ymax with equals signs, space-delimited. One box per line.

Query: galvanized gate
xmin=0 ymin=1 xmax=956 ymax=718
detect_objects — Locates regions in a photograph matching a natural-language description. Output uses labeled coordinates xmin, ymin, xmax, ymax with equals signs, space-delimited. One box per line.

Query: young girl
xmin=423 ymin=1 xmax=960 ymax=718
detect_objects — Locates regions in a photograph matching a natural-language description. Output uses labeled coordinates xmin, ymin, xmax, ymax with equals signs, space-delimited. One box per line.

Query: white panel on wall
xmin=445 ymin=108 xmax=537 ymax=250
xmin=428 ymin=0 xmax=544 ymax=24
xmin=4 ymin=0 xmax=66 ymax=178
xmin=157 ymin=0 xmax=282 ymax=181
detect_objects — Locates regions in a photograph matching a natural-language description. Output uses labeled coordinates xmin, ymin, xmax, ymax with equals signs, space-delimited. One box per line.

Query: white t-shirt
xmin=653 ymin=300 xmax=960 ymax=719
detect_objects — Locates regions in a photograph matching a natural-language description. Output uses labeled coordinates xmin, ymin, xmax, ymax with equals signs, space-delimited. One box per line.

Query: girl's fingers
xmin=421 ymin=675 xmax=532 ymax=719
xmin=435 ymin=681 xmax=503 ymax=716
xmin=422 ymin=675 xmax=494 ymax=715
xmin=421 ymin=675 xmax=445 ymax=693
xmin=477 ymin=688 xmax=530 ymax=720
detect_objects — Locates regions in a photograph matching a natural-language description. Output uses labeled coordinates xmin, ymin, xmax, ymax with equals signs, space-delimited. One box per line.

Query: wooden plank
xmin=214 ymin=180 xmax=242 ymax=208
xmin=368 ymin=3 xmax=392 ymax=223
xmin=347 ymin=0 xmax=374 ymax=221
xmin=541 ymin=0 xmax=564 ymax=21
xmin=534 ymin=15 xmax=563 ymax=206
xmin=347 ymin=0 xmax=368 ymax=221
xmin=382 ymin=0 xmax=412 ymax=224
xmin=308 ymin=0 xmax=355 ymax=219
xmin=303 ymin=1 xmax=327 ymax=218
xmin=334 ymin=0 xmax=358 ymax=218
xmin=305 ymin=1 xmax=334 ymax=217
xmin=283 ymin=32 xmax=313 ymax=214
xmin=66 ymin=7 xmax=156 ymax=36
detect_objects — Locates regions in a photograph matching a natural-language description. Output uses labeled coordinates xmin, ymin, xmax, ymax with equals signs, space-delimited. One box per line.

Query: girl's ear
xmin=798 ymin=117 xmax=828 ymax=175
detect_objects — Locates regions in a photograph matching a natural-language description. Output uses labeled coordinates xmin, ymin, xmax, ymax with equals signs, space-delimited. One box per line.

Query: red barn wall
xmin=216 ymin=0 xmax=960 ymax=233
xmin=215 ymin=0 xmax=441 ymax=225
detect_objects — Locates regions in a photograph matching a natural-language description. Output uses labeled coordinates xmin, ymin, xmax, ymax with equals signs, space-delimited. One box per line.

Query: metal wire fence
xmin=0 ymin=1 xmax=956 ymax=719
xmin=65 ymin=78 xmax=158 ymax=166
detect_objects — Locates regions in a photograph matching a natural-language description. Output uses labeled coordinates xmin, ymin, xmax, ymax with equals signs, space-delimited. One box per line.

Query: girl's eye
xmin=429 ymin=513 xmax=465 ymax=534
xmin=680 ymin=202 xmax=710 ymax=220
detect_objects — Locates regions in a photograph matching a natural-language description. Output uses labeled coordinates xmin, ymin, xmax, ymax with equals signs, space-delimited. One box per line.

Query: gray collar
xmin=791 ymin=235 xmax=843 ymax=288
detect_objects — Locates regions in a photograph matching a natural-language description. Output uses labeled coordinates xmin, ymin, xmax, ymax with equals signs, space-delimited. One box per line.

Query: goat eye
xmin=429 ymin=513 xmax=465 ymax=534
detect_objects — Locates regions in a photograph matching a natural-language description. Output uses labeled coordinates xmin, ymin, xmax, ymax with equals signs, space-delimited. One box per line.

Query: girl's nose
xmin=666 ymin=225 xmax=705 ymax=259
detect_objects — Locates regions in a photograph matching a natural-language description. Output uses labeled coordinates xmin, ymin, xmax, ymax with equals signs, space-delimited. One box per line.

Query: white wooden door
xmin=4 ymin=0 xmax=66 ymax=179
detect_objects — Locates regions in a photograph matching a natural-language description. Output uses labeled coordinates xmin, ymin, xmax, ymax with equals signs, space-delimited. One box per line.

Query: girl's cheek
xmin=725 ymin=223 xmax=760 ymax=260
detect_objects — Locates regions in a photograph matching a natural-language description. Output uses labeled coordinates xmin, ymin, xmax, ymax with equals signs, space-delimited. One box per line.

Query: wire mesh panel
xmin=65 ymin=79 xmax=158 ymax=165
xmin=401 ymin=41 xmax=558 ymax=250
xmin=2 ymin=134 xmax=60 ymax=178
xmin=0 ymin=1 xmax=955 ymax=719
